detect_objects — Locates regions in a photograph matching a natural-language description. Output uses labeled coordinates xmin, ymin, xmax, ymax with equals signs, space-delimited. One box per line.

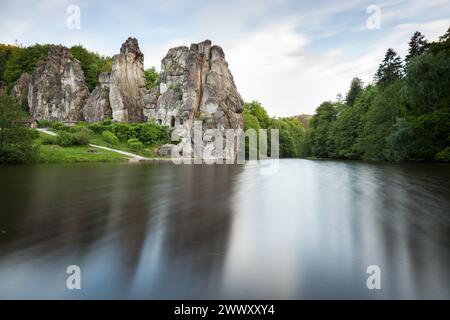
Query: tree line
xmin=302 ymin=28 xmax=450 ymax=162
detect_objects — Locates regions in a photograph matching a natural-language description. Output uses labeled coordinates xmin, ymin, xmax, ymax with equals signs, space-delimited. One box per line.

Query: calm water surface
xmin=0 ymin=160 xmax=449 ymax=299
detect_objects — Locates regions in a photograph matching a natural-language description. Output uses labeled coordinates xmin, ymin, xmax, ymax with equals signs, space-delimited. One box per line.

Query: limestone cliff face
xmin=148 ymin=40 xmax=244 ymax=156
xmin=28 ymin=45 xmax=89 ymax=121
xmin=109 ymin=37 xmax=146 ymax=122
xmin=82 ymin=72 xmax=112 ymax=122
xmin=12 ymin=73 xmax=31 ymax=104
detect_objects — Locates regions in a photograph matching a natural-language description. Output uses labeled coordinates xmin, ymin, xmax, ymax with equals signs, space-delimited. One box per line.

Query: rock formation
xmin=147 ymin=40 xmax=244 ymax=157
xmin=15 ymin=37 xmax=244 ymax=157
xmin=27 ymin=45 xmax=89 ymax=121
xmin=12 ymin=73 xmax=31 ymax=104
xmin=109 ymin=37 xmax=147 ymax=122
xmin=82 ymin=72 xmax=112 ymax=122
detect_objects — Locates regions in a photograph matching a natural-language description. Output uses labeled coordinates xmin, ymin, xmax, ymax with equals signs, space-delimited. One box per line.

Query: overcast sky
xmin=1 ymin=0 xmax=449 ymax=116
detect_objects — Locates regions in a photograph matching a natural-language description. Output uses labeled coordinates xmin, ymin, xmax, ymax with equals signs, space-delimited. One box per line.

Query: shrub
xmin=87 ymin=122 xmax=109 ymax=134
xmin=41 ymin=135 xmax=57 ymax=145
xmin=102 ymin=118 xmax=112 ymax=126
xmin=50 ymin=122 xmax=66 ymax=131
xmin=102 ymin=131 xmax=119 ymax=145
xmin=72 ymin=127 xmax=92 ymax=145
xmin=127 ymin=138 xmax=143 ymax=151
xmin=54 ymin=128 xmax=91 ymax=147
xmin=37 ymin=119 xmax=52 ymax=128
xmin=111 ymin=122 xmax=135 ymax=141
xmin=56 ymin=132 xmax=74 ymax=147
xmin=435 ymin=147 xmax=450 ymax=162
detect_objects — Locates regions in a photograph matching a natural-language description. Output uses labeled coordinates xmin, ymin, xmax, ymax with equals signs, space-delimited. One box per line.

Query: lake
xmin=0 ymin=160 xmax=449 ymax=299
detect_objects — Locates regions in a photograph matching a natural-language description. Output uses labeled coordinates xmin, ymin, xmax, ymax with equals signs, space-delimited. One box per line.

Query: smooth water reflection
xmin=0 ymin=160 xmax=449 ymax=299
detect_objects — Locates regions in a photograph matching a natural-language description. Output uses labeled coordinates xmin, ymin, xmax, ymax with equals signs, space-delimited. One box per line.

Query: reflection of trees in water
xmin=152 ymin=164 xmax=242 ymax=298
xmin=0 ymin=165 xmax=116 ymax=254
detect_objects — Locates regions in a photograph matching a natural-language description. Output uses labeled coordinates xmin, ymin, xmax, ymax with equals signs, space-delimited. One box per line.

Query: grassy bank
xmin=36 ymin=133 xmax=127 ymax=163
xmin=39 ymin=120 xmax=172 ymax=159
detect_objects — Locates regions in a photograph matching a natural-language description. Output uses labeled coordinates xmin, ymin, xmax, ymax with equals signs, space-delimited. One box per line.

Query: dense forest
xmin=302 ymin=28 xmax=450 ymax=162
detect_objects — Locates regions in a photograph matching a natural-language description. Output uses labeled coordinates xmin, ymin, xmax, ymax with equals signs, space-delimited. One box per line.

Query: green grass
xmin=38 ymin=144 xmax=127 ymax=163
xmin=36 ymin=133 xmax=127 ymax=163
xmin=90 ymin=134 xmax=169 ymax=159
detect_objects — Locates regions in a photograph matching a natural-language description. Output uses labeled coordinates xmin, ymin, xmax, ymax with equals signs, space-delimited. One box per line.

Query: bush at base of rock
xmin=102 ymin=131 xmax=119 ymax=145
xmin=127 ymin=138 xmax=143 ymax=151
xmin=55 ymin=128 xmax=92 ymax=147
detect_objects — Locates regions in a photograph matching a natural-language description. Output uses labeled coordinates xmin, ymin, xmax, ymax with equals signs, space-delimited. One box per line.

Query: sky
xmin=1 ymin=0 xmax=449 ymax=116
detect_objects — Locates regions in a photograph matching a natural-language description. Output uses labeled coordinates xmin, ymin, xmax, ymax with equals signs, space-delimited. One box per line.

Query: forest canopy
xmin=302 ymin=27 xmax=450 ymax=162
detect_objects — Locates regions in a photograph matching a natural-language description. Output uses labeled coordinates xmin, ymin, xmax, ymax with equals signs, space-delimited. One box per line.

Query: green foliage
xmin=401 ymin=51 xmax=450 ymax=114
xmin=435 ymin=147 xmax=450 ymax=162
xmin=144 ymin=67 xmax=160 ymax=89
xmin=374 ymin=48 xmax=403 ymax=88
xmin=0 ymin=44 xmax=21 ymax=87
xmin=345 ymin=77 xmax=363 ymax=107
xmin=405 ymin=31 xmax=428 ymax=63
xmin=135 ymin=122 xmax=170 ymax=145
xmin=127 ymin=138 xmax=143 ymax=151
xmin=357 ymin=82 xmax=403 ymax=160
xmin=41 ymin=134 xmax=57 ymax=145
xmin=55 ymin=132 xmax=75 ymax=147
xmin=244 ymin=101 xmax=271 ymax=128
xmin=308 ymin=101 xmax=338 ymax=158
xmin=102 ymin=130 xmax=119 ymax=145
xmin=1 ymin=44 xmax=49 ymax=91
xmin=271 ymin=117 xmax=305 ymax=158
xmin=38 ymin=144 xmax=126 ymax=163
xmin=87 ymin=122 xmax=109 ymax=134
xmin=243 ymin=101 xmax=305 ymax=158
xmin=384 ymin=118 xmax=415 ymax=161
xmin=168 ymin=83 xmax=183 ymax=100
xmin=303 ymin=28 xmax=450 ymax=162
xmin=55 ymin=128 xmax=92 ymax=147
xmin=0 ymin=94 xmax=39 ymax=163
xmin=69 ymin=45 xmax=112 ymax=91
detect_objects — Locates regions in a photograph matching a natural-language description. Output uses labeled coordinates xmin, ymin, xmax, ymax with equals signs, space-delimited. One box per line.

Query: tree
xmin=384 ymin=117 xmax=415 ymax=161
xmin=401 ymin=51 xmax=450 ymax=114
xmin=144 ymin=67 xmax=160 ymax=90
xmin=357 ymin=82 xmax=404 ymax=160
xmin=374 ymin=48 xmax=403 ymax=88
xmin=244 ymin=101 xmax=271 ymax=129
xmin=2 ymin=44 xmax=49 ymax=91
xmin=405 ymin=31 xmax=428 ymax=63
xmin=0 ymin=94 xmax=38 ymax=163
xmin=345 ymin=77 xmax=364 ymax=107
xmin=308 ymin=102 xmax=338 ymax=158
xmin=69 ymin=45 xmax=112 ymax=91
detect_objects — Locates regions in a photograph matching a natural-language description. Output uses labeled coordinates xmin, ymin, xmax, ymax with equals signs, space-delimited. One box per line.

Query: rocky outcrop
xmin=148 ymin=40 xmax=244 ymax=157
xmin=109 ymin=37 xmax=146 ymax=122
xmin=12 ymin=73 xmax=31 ymax=104
xmin=82 ymin=72 xmax=112 ymax=122
xmin=28 ymin=45 xmax=89 ymax=121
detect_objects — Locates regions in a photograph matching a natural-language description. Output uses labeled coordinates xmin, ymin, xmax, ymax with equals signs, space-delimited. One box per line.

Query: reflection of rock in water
xmin=154 ymin=164 xmax=242 ymax=298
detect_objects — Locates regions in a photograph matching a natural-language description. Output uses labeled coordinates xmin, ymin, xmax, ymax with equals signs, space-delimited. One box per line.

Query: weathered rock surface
xmin=149 ymin=40 xmax=244 ymax=157
xmin=109 ymin=37 xmax=146 ymax=122
xmin=12 ymin=73 xmax=31 ymax=104
xmin=82 ymin=72 xmax=112 ymax=122
xmin=28 ymin=45 xmax=89 ymax=121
